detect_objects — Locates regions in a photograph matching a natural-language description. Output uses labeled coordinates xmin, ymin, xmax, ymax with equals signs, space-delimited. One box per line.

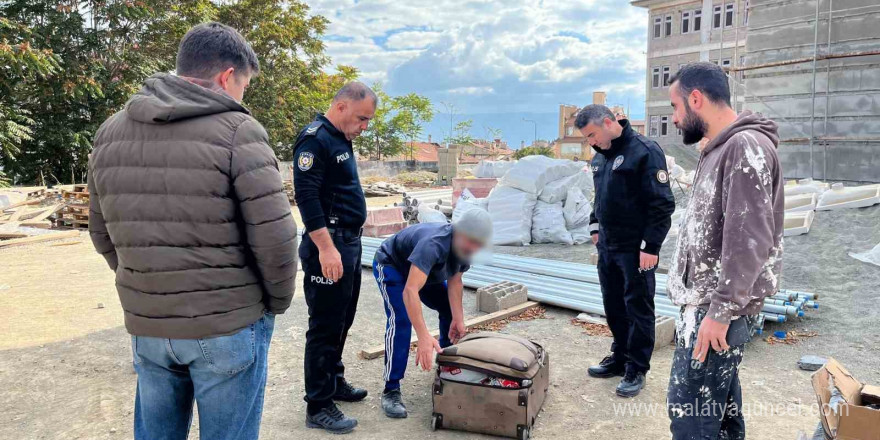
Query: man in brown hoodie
xmin=664 ymin=62 xmax=784 ymax=440
xmin=89 ymin=23 xmax=296 ymax=439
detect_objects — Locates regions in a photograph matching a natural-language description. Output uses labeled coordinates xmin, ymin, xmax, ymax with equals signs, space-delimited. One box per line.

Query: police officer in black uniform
xmin=293 ymin=81 xmax=376 ymax=434
xmin=575 ymin=105 xmax=675 ymax=398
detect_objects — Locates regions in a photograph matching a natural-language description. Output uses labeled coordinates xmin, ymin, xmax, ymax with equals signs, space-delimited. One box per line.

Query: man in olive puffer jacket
xmin=88 ymin=22 xmax=297 ymax=440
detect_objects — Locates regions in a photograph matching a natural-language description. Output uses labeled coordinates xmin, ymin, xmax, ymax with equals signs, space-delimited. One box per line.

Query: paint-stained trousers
xmin=300 ymin=230 xmax=362 ymax=413
xmin=597 ymin=246 xmax=656 ymax=373
xmin=667 ymin=307 xmax=758 ymax=440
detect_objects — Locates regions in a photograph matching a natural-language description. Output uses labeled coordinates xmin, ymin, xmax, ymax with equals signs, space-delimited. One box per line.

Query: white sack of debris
xmin=488 ymin=185 xmax=536 ymax=246
xmin=531 ymin=201 xmax=573 ymax=245
xmin=850 ymin=242 xmax=880 ymax=267
xmin=499 ymin=155 xmax=581 ymax=195
xmin=473 ymin=160 xmax=515 ymax=178
xmin=568 ymin=223 xmax=592 ymax=244
xmin=452 ymin=188 xmax=488 ymax=223
xmin=539 ymin=169 xmax=594 ymax=204
xmin=562 ymin=187 xmax=592 ymax=229
xmin=417 ymin=206 xmax=449 ymax=224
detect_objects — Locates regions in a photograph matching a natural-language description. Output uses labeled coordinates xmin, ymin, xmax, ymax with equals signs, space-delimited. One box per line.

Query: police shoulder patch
xmin=657 ymin=169 xmax=669 ymax=184
xmin=298 ymin=151 xmax=315 ymax=171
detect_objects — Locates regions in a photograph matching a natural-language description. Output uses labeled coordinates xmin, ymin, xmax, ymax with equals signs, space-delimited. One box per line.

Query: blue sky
xmin=309 ymin=0 xmax=649 ymax=145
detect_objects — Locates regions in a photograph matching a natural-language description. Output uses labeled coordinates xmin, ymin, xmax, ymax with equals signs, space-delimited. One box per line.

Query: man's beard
xmin=680 ymin=102 xmax=707 ymax=145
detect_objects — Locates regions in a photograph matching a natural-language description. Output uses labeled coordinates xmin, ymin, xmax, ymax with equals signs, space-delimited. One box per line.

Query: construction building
xmin=632 ymin=0 xmax=750 ymax=168
xmin=740 ymin=0 xmax=880 ymax=182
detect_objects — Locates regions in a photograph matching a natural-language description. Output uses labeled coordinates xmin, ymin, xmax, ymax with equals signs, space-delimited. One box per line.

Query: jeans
xmin=131 ymin=313 xmax=275 ymax=440
xmin=667 ymin=308 xmax=758 ymax=440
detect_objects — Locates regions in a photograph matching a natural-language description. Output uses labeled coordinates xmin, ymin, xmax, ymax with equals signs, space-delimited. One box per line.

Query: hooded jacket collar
xmin=702 ymin=110 xmax=780 ymax=156
xmin=125 ymin=73 xmax=249 ymax=124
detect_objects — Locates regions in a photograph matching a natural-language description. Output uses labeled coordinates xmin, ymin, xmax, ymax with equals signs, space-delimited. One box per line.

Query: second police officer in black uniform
xmin=574 ymin=105 xmax=676 ymax=398
xmin=293 ymin=82 xmax=377 ymax=434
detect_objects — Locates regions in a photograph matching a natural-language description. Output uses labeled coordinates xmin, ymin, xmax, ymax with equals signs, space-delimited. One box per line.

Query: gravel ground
xmin=0 ymin=202 xmax=878 ymax=439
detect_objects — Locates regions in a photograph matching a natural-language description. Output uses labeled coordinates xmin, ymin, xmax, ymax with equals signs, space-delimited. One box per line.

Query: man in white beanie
xmin=371 ymin=209 xmax=493 ymax=419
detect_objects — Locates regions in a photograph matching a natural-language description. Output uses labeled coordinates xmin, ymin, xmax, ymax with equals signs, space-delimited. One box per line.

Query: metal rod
xmin=823 ymin=0 xmax=834 ymax=180
xmin=726 ymin=49 xmax=880 ymax=72
xmin=809 ymin=0 xmax=821 ymax=180
xmin=732 ymin=0 xmax=740 ymax=110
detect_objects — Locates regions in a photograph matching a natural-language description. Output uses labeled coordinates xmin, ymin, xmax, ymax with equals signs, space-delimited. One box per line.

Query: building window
xmin=660 ymin=116 xmax=669 ymax=136
xmin=652 ymin=67 xmax=661 ymax=88
xmin=566 ymin=126 xmax=574 ymax=136
xmin=653 ymin=16 xmax=662 ymax=39
xmin=694 ymin=9 xmax=702 ymax=32
xmin=662 ymin=66 xmax=671 ymax=87
xmin=713 ymin=5 xmax=722 ymax=29
xmin=743 ymin=0 xmax=750 ymax=25
xmin=681 ymin=11 xmax=691 ymax=34
xmin=664 ymin=14 xmax=673 ymax=37
xmin=561 ymin=143 xmax=581 ymax=156
xmin=725 ymin=3 xmax=735 ymax=27
xmin=721 ymin=58 xmax=731 ymax=69
xmin=650 ymin=116 xmax=660 ymax=137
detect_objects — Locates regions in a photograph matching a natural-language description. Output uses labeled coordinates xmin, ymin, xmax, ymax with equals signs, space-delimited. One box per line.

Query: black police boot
xmin=587 ymin=355 xmax=626 ymax=378
xmin=333 ymin=377 xmax=368 ymax=402
xmin=306 ymin=404 xmax=358 ymax=434
xmin=616 ymin=370 xmax=646 ymax=398
xmin=381 ymin=388 xmax=408 ymax=419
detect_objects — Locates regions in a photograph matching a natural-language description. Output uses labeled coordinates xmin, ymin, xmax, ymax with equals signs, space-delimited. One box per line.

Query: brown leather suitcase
xmin=431 ymin=332 xmax=549 ymax=440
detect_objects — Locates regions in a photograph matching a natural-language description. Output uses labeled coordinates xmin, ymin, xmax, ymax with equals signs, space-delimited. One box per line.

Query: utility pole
xmin=440 ymin=101 xmax=457 ymax=148
xmin=522 ymin=118 xmax=537 ymax=147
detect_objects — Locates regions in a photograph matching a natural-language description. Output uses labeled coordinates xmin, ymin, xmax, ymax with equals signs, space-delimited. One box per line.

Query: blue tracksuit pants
xmin=372 ymin=259 xmax=452 ymax=390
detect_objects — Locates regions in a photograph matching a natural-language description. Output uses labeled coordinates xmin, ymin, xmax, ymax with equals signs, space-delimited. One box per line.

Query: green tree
xmin=394 ymin=93 xmax=434 ymax=161
xmin=0 ymin=0 xmax=353 ymax=184
xmin=353 ymin=84 xmax=433 ymax=161
xmin=0 ymin=17 xmax=61 ymax=186
xmin=513 ymin=146 xmax=555 ymax=160
xmin=444 ymin=119 xmax=474 ymax=146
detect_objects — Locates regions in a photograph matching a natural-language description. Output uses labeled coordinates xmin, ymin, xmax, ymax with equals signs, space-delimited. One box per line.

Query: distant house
xmin=456 ymin=138 xmax=514 ymax=164
xmin=552 ymin=91 xmax=642 ymax=161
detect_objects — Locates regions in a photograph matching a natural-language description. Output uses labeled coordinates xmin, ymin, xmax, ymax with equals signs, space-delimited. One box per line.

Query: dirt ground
xmin=1 ymin=203 xmax=879 ymax=439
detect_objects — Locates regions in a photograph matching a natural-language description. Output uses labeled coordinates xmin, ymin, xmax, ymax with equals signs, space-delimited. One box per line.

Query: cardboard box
xmin=811 ymin=358 xmax=880 ymax=440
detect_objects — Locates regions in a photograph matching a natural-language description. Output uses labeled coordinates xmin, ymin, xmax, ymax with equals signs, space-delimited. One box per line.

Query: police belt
xmin=327 ymin=227 xmax=363 ymax=239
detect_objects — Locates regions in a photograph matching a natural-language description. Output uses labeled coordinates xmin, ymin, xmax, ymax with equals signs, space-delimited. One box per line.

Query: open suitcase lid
xmin=437 ymin=332 xmax=544 ymax=379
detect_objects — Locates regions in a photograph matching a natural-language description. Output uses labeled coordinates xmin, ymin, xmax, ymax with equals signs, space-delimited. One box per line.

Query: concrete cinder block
xmin=654 ymin=315 xmax=676 ymax=349
xmin=476 ymin=281 xmax=528 ymax=313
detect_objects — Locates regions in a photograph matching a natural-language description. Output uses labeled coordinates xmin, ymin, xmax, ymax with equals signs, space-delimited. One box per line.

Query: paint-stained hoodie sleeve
xmin=231 ymin=118 xmax=298 ymax=314
xmin=639 ymin=146 xmax=676 ymax=255
xmin=708 ymin=133 xmax=779 ymax=324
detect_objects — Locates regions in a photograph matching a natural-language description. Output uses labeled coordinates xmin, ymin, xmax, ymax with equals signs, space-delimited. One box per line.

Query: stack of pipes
xmin=395 ymin=189 xmax=455 ymax=223
xmin=359 ymin=237 xmax=819 ymax=335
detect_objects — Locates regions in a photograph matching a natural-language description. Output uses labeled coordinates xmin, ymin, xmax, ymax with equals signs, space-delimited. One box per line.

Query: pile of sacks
xmin=473 ymin=160 xmax=515 ymax=178
xmin=454 ymin=155 xmax=595 ymax=246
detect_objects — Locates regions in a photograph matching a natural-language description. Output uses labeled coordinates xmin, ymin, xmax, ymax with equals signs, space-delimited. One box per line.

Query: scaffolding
xmin=723 ymin=0 xmax=880 ymax=181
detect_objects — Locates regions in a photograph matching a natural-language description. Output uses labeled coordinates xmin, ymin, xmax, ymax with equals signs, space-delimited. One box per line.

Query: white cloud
xmin=308 ymin=0 xmax=649 ymax=136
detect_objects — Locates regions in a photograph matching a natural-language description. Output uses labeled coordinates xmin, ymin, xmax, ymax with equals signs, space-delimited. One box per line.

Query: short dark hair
xmin=333 ymin=81 xmax=378 ymax=106
xmin=668 ymin=62 xmax=731 ymax=107
xmin=176 ymin=22 xmax=260 ymax=80
xmin=574 ymin=104 xmax=615 ymax=129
